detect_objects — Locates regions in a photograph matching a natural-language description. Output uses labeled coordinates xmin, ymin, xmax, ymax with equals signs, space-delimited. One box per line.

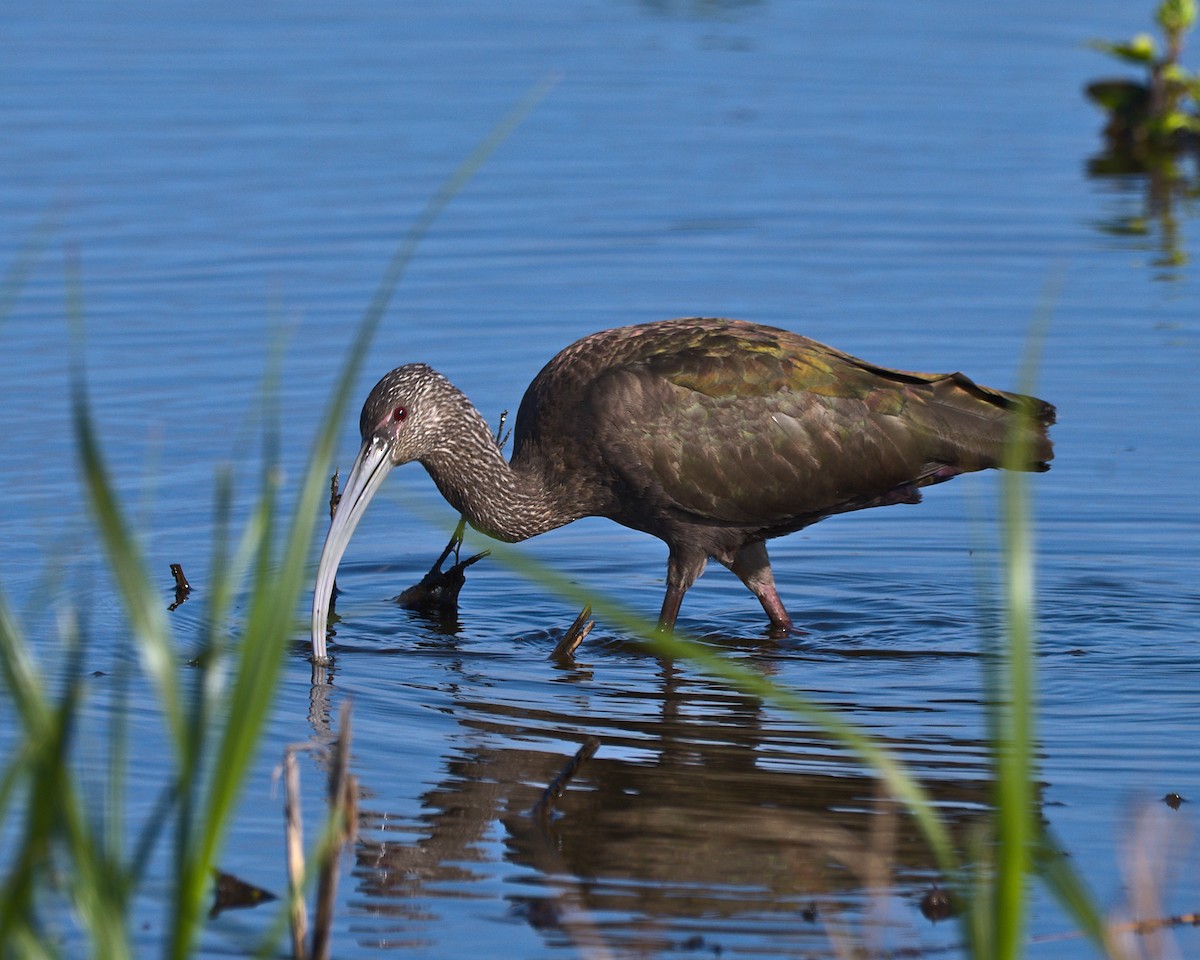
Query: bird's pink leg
xmin=724 ymin=542 xmax=796 ymax=636
xmin=753 ymin=584 xmax=795 ymax=637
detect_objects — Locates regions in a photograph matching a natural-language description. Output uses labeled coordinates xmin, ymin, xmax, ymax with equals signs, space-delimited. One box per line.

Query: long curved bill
xmin=311 ymin=437 xmax=396 ymax=662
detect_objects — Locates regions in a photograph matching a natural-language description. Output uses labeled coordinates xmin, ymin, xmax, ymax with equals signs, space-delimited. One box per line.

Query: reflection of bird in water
xmin=339 ymin=657 xmax=1001 ymax=949
xmin=311 ymin=317 xmax=1054 ymax=658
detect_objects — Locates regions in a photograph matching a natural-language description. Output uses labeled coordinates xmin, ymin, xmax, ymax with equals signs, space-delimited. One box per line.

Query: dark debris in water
xmin=677 ymin=933 xmax=723 ymax=955
xmin=508 ymin=896 xmax=562 ymax=931
xmin=919 ymin=883 xmax=956 ymax=923
xmin=394 ymin=518 xmax=488 ymax=615
xmin=168 ymin=562 xmax=191 ymax=611
xmin=551 ymin=605 xmax=594 ymax=661
xmin=209 ymin=868 xmax=276 ymax=919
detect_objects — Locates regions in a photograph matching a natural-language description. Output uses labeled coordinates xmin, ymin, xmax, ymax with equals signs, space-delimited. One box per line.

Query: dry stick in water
xmin=283 ymin=748 xmax=309 ymax=960
xmin=552 ymin=605 xmax=594 ymax=661
xmin=328 ymin=472 xmax=341 ymax=601
xmin=394 ymin=517 xmax=489 ymax=612
xmin=312 ymin=702 xmax=356 ymax=960
xmin=494 ymin=408 xmax=511 ymax=452
xmin=329 ymin=470 xmax=341 ymax=521
xmin=532 ymin=737 xmax=600 ymax=822
xmin=283 ymin=703 xmax=358 ymax=960
xmin=1029 ymin=910 xmax=1200 ymax=949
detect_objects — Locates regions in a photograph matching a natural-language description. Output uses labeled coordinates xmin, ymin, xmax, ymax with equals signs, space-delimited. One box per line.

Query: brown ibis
xmin=311 ymin=317 xmax=1054 ymax=660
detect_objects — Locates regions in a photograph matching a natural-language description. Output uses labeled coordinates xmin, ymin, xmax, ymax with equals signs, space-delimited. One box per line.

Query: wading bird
xmin=311 ymin=317 xmax=1054 ymax=661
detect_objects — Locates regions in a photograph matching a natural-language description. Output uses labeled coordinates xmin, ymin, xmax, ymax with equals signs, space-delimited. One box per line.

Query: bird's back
xmin=511 ymin=318 xmax=1054 ymax=544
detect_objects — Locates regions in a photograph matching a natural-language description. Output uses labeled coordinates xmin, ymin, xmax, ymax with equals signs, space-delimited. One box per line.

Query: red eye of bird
xmin=392 ymin=406 xmax=408 ymax=423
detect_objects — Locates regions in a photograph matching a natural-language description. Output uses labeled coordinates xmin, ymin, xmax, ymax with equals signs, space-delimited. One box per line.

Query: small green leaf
xmin=1084 ymin=78 xmax=1149 ymax=113
xmin=1150 ymin=109 xmax=1196 ymax=135
xmin=1157 ymin=0 xmax=1197 ymax=35
xmin=1087 ymin=32 xmax=1159 ymax=63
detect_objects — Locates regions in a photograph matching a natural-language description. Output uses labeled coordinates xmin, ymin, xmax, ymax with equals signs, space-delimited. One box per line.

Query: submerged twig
xmin=531 ymin=738 xmax=600 ymax=823
xmin=312 ymin=704 xmax=356 ymax=960
xmin=283 ymin=748 xmax=309 ymax=960
xmin=395 ymin=517 xmax=489 ymax=613
xmin=327 ymin=471 xmax=341 ymax=602
xmin=552 ymin=605 xmax=594 ymax=661
xmin=494 ymin=408 xmax=512 ymax=453
xmin=281 ymin=702 xmax=357 ymax=960
xmin=1030 ymin=909 xmax=1200 ymax=948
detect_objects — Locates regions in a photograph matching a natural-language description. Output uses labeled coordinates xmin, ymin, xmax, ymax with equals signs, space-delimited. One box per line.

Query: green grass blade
xmin=1035 ymin=830 xmax=1114 ymax=952
xmin=51 ymin=661 xmax=133 ymax=960
xmin=0 ymin=597 xmax=52 ymax=949
xmin=988 ymin=302 xmax=1055 ymax=960
xmin=0 ymin=620 xmax=134 ymax=959
xmin=0 ymin=207 xmax=57 ymax=324
xmin=991 ymin=462 xmax=1036 ymax=960
xmin=66 ymin=255 xmax=186 ymax=762
xmin=0 ymin=594 xmax=51 ymax=733
xmin=166 ymin=81 xmax=556 ymax=958
xmin=0 ymin=81 xmax=556 ymax=959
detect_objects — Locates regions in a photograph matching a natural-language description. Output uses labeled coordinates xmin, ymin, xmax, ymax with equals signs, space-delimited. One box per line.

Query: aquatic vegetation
xmin=1085 ymin=1 xmax=1200 ymax=280
xmin=1086 ymin=0 xmax=1200 ymax=163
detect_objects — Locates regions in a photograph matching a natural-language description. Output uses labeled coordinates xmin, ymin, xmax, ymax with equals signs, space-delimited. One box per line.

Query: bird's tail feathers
xmin=919 ymin=372 xmax=1056 ymax=474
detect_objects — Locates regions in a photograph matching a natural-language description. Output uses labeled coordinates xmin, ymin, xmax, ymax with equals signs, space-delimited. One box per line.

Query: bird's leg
xmin=656 ymin=549 xmax=707 ymax=634
xmin=722 ymin=542 xmax=796 ymax=636
xmin=656 ymin=588 xmax=684 ymax=634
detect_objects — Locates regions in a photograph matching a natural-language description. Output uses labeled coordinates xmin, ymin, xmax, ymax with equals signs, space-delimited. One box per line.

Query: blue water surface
xmin=2 ymin=1 xmax=1198 ymax=957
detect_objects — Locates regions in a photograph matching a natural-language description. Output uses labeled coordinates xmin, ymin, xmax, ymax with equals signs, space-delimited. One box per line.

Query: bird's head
xmin=358 ymin=363 xmax=459 ymax=467
xmin=311 ymin=363 xmax=460 ymax=662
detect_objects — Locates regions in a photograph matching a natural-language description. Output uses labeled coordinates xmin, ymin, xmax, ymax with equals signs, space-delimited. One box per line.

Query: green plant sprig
xmin=1088 ymin=0 xmax=1200 ymax=148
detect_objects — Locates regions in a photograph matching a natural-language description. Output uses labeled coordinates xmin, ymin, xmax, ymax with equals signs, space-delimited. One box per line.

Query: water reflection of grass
xmin=1087 ymin=162 xmax=1199 ymax=279
xmin=1085 ymin=0 xmax=1200 ymax=280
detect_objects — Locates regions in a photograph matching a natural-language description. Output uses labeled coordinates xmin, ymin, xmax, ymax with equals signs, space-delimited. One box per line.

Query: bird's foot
xmin=766 ymin=620 xmax=807 ymax=640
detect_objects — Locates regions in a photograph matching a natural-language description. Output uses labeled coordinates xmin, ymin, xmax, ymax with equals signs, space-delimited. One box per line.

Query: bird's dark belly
xmin=594 ymin=459 xmax=932 ymax=562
